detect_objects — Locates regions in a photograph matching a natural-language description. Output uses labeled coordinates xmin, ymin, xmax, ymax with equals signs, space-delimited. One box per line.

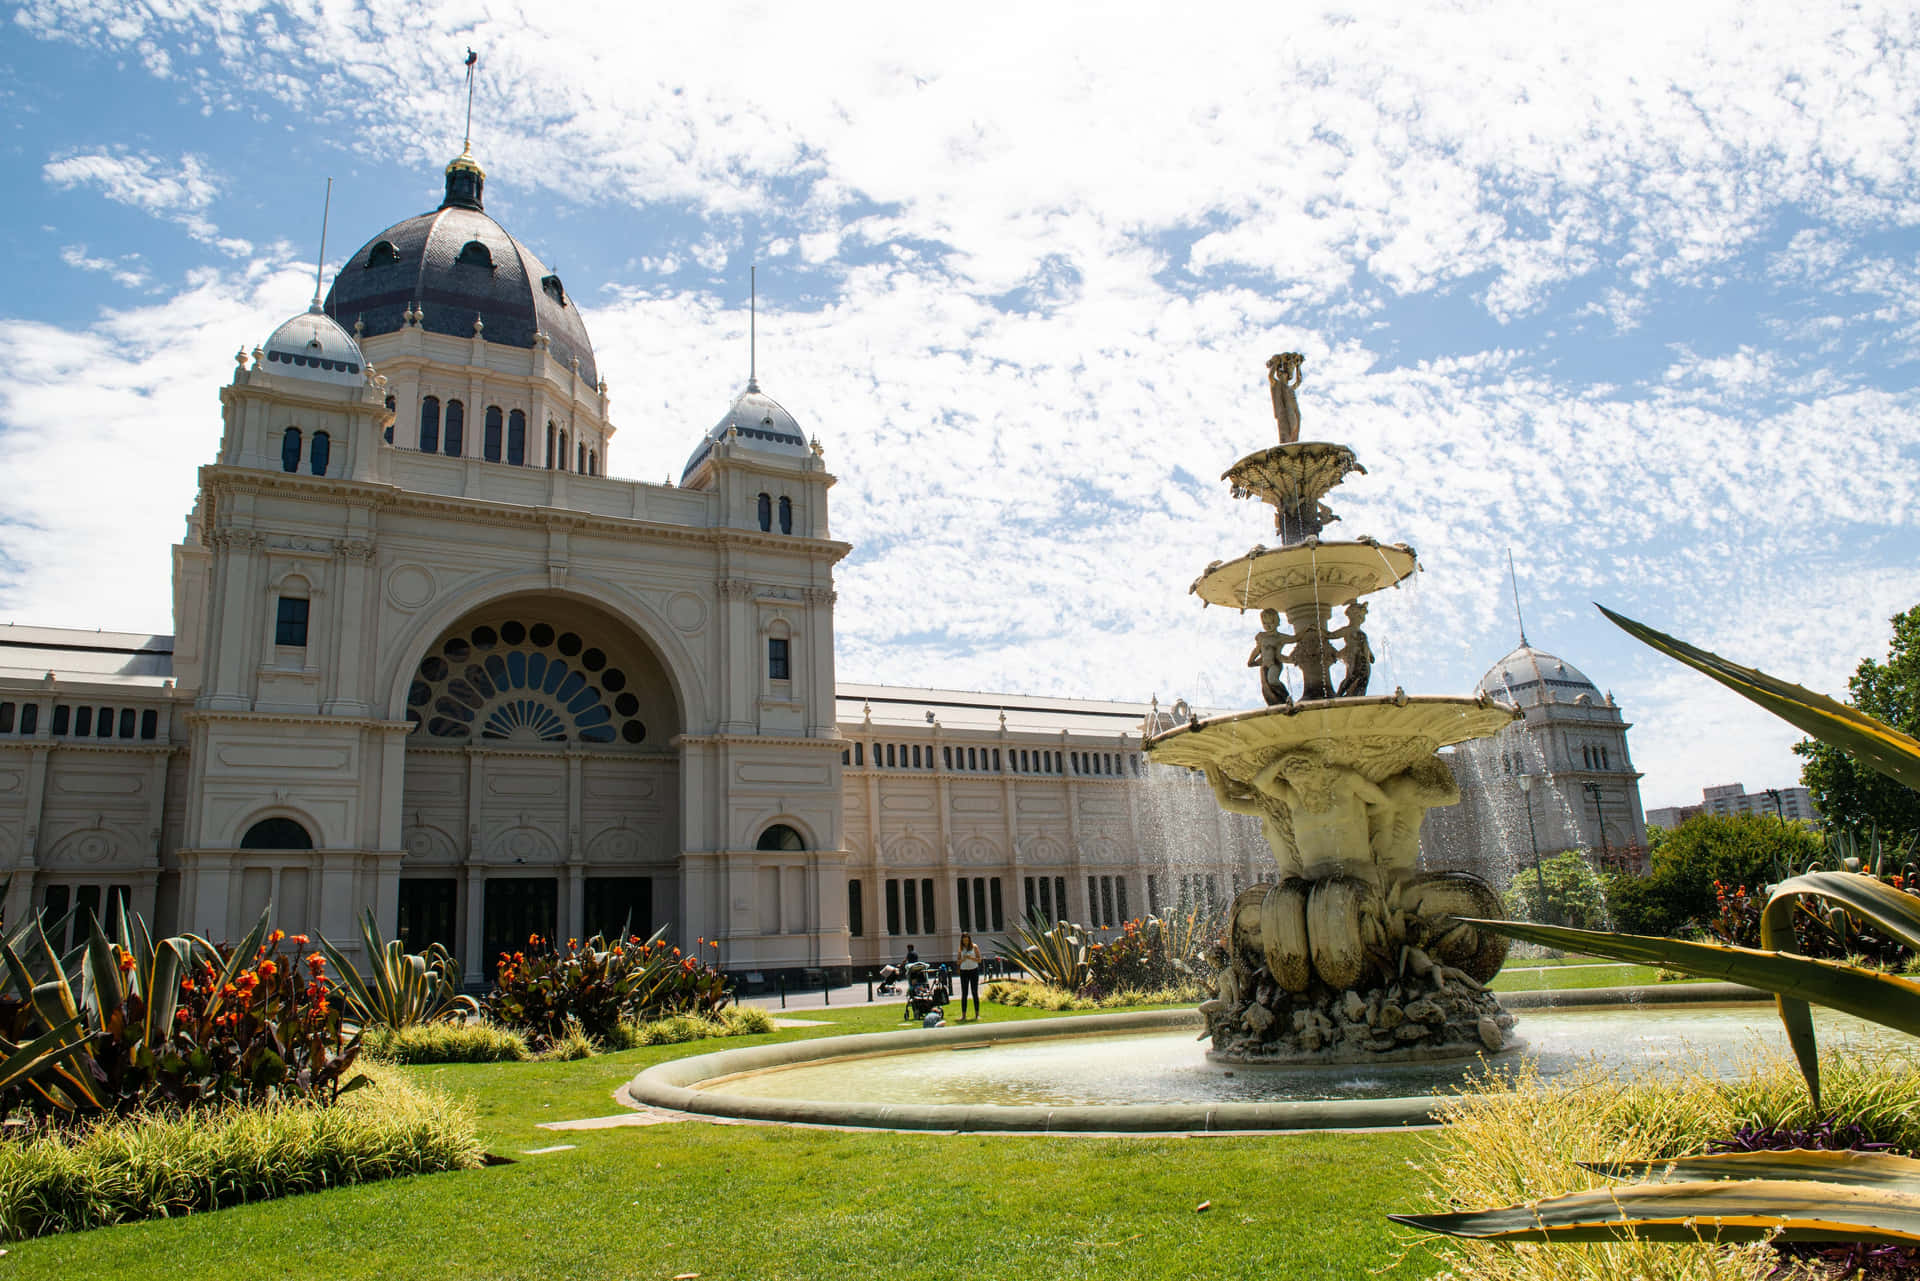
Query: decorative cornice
xmin=185 ymin=708 xmax=415 ymax=733
xmin=673 ymin=733 xmax=847 ymax=752
xmin=0 ymin=740 xmax=175 ymax=757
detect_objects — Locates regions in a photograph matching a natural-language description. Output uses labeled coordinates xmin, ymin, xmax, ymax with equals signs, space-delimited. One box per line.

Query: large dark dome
xmin=322 ymin=154 xmax=598 ymax=385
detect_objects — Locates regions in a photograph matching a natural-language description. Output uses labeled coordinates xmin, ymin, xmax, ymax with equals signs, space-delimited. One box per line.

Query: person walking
xmin=956 ymin=933 xmax=983 ymax=1020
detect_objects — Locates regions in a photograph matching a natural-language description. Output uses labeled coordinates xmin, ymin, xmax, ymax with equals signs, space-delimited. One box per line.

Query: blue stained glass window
xmin=541 ymin=660 xmax=568 ymax=696
xmin=566 ymin=686 xmax=598 ymax=714
xmin=525 ymin=652 xmax=547 ymax=689
xmin=485 ymin=655 xmax=510 ymax=689
xmin=506 ymin=651 xmax=527 ymax=687
xmin=556 ymin=671 xmax=585 ymax=702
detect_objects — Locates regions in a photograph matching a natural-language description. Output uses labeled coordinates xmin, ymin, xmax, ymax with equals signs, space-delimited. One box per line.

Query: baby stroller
xmin=903 ymin=961 xmax=950 ymax=1023
xmin=875 ymin=963 xmax=903 ymax=995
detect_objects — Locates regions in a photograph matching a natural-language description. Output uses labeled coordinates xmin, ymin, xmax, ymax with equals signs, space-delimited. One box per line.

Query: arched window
xmin=443 ymin=400 xmax=464 ymax=456
xmin=545 ymin=420 xmax=557 ymax=468
xmin=507 ymin=409 xmax=526 ymax=465
xmin=558 ymin=429 xmax=569 ymax=471
xmin=418 ymin=396 xmax=440 ymax=453
xmin=456 ymin=240 xmax=494 ymax=269
xmin=281 ymin=426 xmax=301 ymax=473
xmin=483 ymin=406 xmax=503 ymax=461
xmin=756 ymin=492 xmax=772 ymax=531
xmin=588 ymin=449 xmax=598 ymax=475
xmin=241 ymin=817 xmax=314 ymax=850
xmin=577 ymin=441 xmax=586 ymax=473
xmin=778 ymin=495 xmax=793 ymax=534
xmin=309 ymin=431 xmax=330 ymax=476
xmin=756 ymin=824 xmax=806 ymax=852
xmin=365 ymin=239 xmax=401 ymax=268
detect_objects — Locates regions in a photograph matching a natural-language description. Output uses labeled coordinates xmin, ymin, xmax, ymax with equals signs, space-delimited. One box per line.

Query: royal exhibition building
xmin=0 ymin=149 xmax=1647 ymax=987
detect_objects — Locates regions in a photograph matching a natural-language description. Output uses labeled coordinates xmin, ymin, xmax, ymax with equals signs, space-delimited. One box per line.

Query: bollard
xmin=823 ymin=970 xmax=831 ymax=1006
xmin=866 ymin=970 xmax=874 ymax=1002
xmin=778 ymin=973 xmax=787 ymax=1009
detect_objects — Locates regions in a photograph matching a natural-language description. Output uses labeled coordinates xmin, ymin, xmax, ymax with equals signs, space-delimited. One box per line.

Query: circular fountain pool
xmin=627 ymin=997 xmax=1902 ymax=1134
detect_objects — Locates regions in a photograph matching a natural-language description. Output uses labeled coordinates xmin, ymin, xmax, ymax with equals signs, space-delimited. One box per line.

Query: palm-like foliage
xmin=1392 ymin=604 xmax=1920 ymax=1250
xmin=999 ymin=914 xmax=1090 ymax=990
xmin=321 ymin=910 xmax=477 ymax=1031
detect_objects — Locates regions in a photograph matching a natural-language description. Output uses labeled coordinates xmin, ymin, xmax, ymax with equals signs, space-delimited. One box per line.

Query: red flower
xmin=291 ymin=934 xmax=309 ymax=947
xmin=180 ymin=977 xmax=195 ymax=993
xmin=307 ymin=953 xmax=326 ymax=972
xmin=269 ymin=929 xmax=285 ymax=945
xmin=260 ymin=959 xmax=277 ymax=979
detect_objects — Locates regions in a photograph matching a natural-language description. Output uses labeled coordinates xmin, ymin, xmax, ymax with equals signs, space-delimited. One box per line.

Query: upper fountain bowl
xmin=1191 ymin=539 xmax=1417 ymax=613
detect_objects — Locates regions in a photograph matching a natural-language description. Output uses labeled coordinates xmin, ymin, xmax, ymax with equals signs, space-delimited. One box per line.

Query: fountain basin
xmin=626 ymin=989 xmax=1879 ymax=1135
xmin=1190 ymin=541 xmax=1417 ymax=612
xmin=1146 ymin=696 xmax=1518 ymax=778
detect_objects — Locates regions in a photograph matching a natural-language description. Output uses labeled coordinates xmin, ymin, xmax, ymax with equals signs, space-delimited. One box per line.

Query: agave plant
xmin=999 ymin=914 xmax=1091 ymax=991
xmin=321 ymin=909 xmax=477 ymax=1031
xmin=1391 ymin=605 xmax=1920 ymax=1251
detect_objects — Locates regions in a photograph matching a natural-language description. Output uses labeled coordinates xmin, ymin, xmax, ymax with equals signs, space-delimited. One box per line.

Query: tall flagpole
xmin=310 ymin=177 xmax=333 ymax=313
xmin=1507 ymin=546 xmax=1529 ymax=647
xmin=462 ymin=49 xmax=478 ymax=153
xmin=749 ymin=265 xmax=757 ymax=389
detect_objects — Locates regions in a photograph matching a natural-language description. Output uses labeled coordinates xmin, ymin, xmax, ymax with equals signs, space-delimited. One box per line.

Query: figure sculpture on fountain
xmin=1151 ymin=352 xmax=1522 ymax=1064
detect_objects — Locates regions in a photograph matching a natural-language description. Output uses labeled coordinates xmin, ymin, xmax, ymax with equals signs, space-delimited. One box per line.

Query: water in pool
xmin=704 ymin=1005 xmax=1903 ymax=1107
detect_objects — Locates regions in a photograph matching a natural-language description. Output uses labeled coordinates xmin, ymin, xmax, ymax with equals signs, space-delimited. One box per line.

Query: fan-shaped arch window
xmin=309 ymin=431 xmax=330 ymax=476
xmin=756 ymin=492 xmax=772 ymax=531
xmin=778 ymin=495 xmax=793 ymax=534
xmin=483 ymin=406 xmax=503 ymax=461
xmin=456 ymin=240 xmax=494 ymax=269
xmin=507 ymin=410 xmax=526 ymax=465
xmin=406 ymin=618 xmax=648 ymax=747
xmin=443 ymin=400 xmax=464 ymax=456
xmin=365 ymin=240 xmax=401 ymax=268
xmin=418 ymin=396 xmax=440 ymax=453
xmin=756 ymin=824 xmax=806 ymax=852
xmin=281 ymin=427 xmax=301 ymax=473
xmin=241 ymin=817 xmax=313 ymax=850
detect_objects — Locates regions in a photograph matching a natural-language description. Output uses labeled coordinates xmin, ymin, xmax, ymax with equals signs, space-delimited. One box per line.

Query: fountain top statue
xmin=1147 ymin=353 xmax=1521 ymax=1065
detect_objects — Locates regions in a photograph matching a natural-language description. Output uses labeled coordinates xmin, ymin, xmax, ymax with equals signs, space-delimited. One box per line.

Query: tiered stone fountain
xmin=1147 ymin=354 xmax=1524 ymax=1064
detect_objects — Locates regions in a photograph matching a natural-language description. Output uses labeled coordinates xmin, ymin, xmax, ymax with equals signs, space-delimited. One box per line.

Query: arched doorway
xmin=395 ymin=596 xmax=684 ymax=981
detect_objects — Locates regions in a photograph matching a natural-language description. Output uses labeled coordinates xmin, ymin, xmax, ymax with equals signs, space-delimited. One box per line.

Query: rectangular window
xmin=943 ymin=745 xmax=952 ymax=769
xmin=885 ymin=879 xmax=901 ymax=936
xmin=276 ymin=597 xmax=310 ymax=647
xmin=989 ymin=878 xmax=1004 ymax=931
xmin=74 ymin=706 xmax=93 ymax=737
xmin=767 ymin=637 xmax=789 ymax=680
xmin=0 ymin=702 xmax=12 ymax=733
xmin=854 ymin=742 xmax=863 ymax=766
xmin=1024 ymin=875 xmax=1036 ymax=919
xmin=1101 ymin=876 xmax=1117 ymax=928
xmin=96 ymin=707 xmax=113 ymax=739
xmin=20 ymin=704 xmax=37 ymax=734
xmin=992 ymin=749 xmax=1001 ymax=770
xmin=885 ymin=743 xmax=896 ymax=768
xmin=139 ymin=709 xmax=156 ymax=740
xmin=1054 ymin=877 xmax=1067 ymax=922
xmin=956 ymin=877 xmax=971 ymax=932
xmin=904 ymin=878 xmax=920 ymax=935
xmin=1115 ymin=878 xmax=1128 ymax=923
xmin=117 ymin=708 xmax=136 ymax=738
xmin=1038 ymin=876 xmax=1054 ymax=921
xmin=911 ymin=744 xmax=921 ymax=768
xmin=920 ymin=879 xmax=935 ymax=935
xmin=848 ymin=880 xmax=864 ymax=938
xmin=972 ymin=879 xmax=988 ymax=933
xmin=1088 ymin=876 xmax=1099 ymax=926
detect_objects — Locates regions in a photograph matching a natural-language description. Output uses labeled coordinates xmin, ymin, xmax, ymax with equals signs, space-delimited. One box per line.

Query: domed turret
xmin=260 ymin=308 xmax=366 ymax=387
xmin=1477 ymin=644 xmax=1601 ymax=708
xmin=680 ymin=378 xmax=812 ymax=483
xmin=321 ymin=153 xmax=597 ymax=384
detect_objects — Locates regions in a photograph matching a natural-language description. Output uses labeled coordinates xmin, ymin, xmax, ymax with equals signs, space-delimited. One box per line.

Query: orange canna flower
xmin=291 ymin=934 xmax=309 ymax=947
xmin=269 ymin=929 xmax=285 ymax=945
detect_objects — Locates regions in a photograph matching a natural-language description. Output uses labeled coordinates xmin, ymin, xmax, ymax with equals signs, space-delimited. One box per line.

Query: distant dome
xmin=261 ymin=308 xmax=366 ymax=387
xmin=681 ymin=378 xmax=811 ymax=482
xmin=1477 ymin=644 xmax=1600 ymax=708
xmin=321 ymin=152 xmax=598 ymax=385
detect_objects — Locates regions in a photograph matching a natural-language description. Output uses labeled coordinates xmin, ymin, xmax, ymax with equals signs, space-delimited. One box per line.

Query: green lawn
xmin=1489 ymin=962 xmax=1707 ymax=991
xmin=0 ymin=1000 xmax=1439 ymax=1281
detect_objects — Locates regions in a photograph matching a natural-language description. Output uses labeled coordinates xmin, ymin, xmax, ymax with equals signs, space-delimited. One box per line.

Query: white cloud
xmin=42 ymin=147 xmax=252 ymax=255
xmin=58 ymin=243 xmax=149 ymax=288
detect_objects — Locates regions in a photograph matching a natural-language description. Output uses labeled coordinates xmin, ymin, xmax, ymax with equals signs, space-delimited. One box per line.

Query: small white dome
xmin=261 ymin=309 xmax=366 ymax=387
xmin=1477 ymin=644 xmax=1600 ymax=708
xmin=681 ymin=378 xmax=812 ymax=482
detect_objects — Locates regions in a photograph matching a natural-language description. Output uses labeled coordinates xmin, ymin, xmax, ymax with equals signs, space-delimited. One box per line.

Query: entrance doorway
xmin=584 ymin=876 xmax=653 ymax=944
xmin=483 ymin=878 xmax=558 ymax=977
xmin=397 ymin=878 xmax=458 ymax=956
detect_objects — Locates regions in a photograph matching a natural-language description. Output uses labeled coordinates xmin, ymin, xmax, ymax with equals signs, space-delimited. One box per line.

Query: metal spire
xmin=462 ymin=49 xmax=479 ymax=155
xmin=309 ymin=177 xmax=333 ymax=314
xmin=747 ymin=264 xmax=759 ymax=392
xmin=1507 ymin=546 xmax=1529 ymax=647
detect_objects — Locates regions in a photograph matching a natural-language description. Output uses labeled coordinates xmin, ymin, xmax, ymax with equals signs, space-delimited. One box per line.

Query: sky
xmin=0 ymin=0 xmax=1916 ymax=810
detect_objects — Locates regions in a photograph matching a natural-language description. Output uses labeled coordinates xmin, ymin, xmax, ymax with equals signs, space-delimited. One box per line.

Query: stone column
xmin=463 ymin=864 xmax=487 ymax=989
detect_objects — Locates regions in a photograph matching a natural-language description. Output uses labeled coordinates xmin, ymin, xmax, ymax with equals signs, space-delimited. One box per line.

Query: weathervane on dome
xmin=461 ymin=48 xmax=479 ymax=157
xmin=308 ymin=177 xmax=333 ymax=315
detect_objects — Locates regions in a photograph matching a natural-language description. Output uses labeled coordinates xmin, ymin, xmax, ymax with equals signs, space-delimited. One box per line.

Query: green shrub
xmin=985 ymin=980 xmax=1207 ymax=1010
xmin=1083 ymin=912 xmax=1216 ymax=995
xmin=321 ymin=908 xmax=476 ymax=1031
xmin=483 ymin=930 xmax=730 ymax=1048
xmin=0 ymin=1061 xmax=481 ymax=1241
xmin=533 ymin=1018 xmax=596 ymax=1062
xmin=362 ymin=1020 xmax=529 ymax=1064
xmin=1604 ymin=814 xmax=1823 ymax=937
xmin=1501 ymin=850 xmax=1611 ymax=930
xmin=611 ymin=1005 xmax=776 ymax=1048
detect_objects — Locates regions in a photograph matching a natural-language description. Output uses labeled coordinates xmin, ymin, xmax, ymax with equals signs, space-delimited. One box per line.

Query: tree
xmin=1502 ymin=850 xmax=1610 ymax=930
xmin=1795 ymin=605 xmax=1920 ymax=842
xmin=1602 ymin=813 xmax=1822 ymax=937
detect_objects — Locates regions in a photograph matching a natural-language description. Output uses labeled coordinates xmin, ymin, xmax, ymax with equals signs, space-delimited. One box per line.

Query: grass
xmin=1489 ymin=962 xmax=1709 ymax=991
xmin=0 ymin=1062 xmax=481 ymax=1242
xmin=363 ymin=1019 xmax=530 ymax=1063
xmin=0 ymin=999 xmax=1430 ymax=1281
xmin=1401 ymin=1048 xmax=1920 ymax=1280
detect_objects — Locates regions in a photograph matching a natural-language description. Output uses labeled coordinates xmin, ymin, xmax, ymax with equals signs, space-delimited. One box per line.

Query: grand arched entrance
xmin=394 ymin=595 xmax=683 ymax=983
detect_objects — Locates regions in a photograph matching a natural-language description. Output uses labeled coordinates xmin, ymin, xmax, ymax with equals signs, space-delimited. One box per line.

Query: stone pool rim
xmin=627 ymin=982 xmax=1771 ymax=1134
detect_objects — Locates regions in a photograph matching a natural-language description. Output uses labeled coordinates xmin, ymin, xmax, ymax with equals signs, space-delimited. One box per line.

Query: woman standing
xmin=956 ymin=932 xmax=983 ymax=1020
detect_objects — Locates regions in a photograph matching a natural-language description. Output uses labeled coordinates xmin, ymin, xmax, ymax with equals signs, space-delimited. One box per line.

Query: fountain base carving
xmin=1200 ymin=964 xmax=1517 ymax=1064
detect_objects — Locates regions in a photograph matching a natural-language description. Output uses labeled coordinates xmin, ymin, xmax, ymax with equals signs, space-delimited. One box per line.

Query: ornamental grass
xmin=984 ymin=980 xmax=1208 ymax=1011
xmin=0 ymin=1062 xmax=482 ymax=1242
xmin=1404 ymin=1048 xmax=1920 ymax=1281
xmin=361 ymin=1020 xmax=530 ymax=1064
